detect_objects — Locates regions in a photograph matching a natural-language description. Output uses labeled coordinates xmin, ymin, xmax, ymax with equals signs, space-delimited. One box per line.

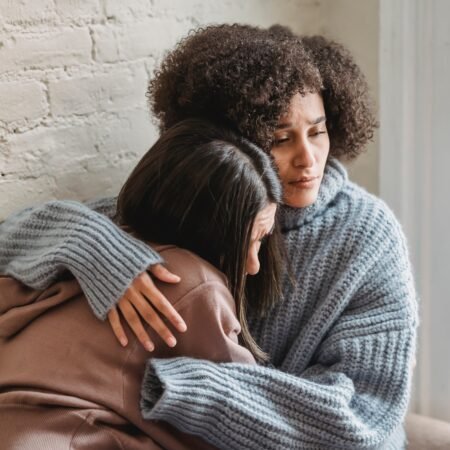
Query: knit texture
xmin=0 ymin=159 xmax=418 ymax=449
xmin=139 ymin=160 xmax=418 ymax=449
xmin=0 ymin=198 xmax=162 ymax=319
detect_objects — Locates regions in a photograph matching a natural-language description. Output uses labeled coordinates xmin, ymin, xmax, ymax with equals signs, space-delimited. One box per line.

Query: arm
xmin=138 ymin=279 xmax=254 ymax=450
xmin=140 ymin=219 xmax=418 ymax=449
xmin=146 ymin=280 xmax=256 ymax=365
xmin=0 ymin=198 xmax=162 ymax=319
xmin=84 ymin=196 xmax=118 ymax=219
xmin=141 ymin=279 xmax=256 ymax=407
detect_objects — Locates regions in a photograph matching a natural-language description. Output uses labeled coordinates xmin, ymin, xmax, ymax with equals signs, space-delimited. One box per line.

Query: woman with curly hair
xmin=0 ymin=24 xmax=417 ymax=449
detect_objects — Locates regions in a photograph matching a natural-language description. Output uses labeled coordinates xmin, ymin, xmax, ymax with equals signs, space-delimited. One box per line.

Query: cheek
xmin=312 ymin=138 xmax=330 ymax=173
xmin=270 ymin=151 xmax=289 ymax=177
xmin=321 ymin=136 xmax=331 ymax=160
xmin=320 ymin=147 xmax=330 ymax=169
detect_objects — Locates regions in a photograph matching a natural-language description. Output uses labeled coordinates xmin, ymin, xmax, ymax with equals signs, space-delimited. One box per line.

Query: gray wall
xmin=318 ymin=0 xmax=380 ymax=195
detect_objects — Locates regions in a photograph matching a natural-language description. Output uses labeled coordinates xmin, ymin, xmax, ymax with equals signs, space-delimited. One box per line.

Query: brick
xmin=91 ymin=25 xmax=119 ymax=63
xmin=54 ymin=158 xmax=130 ymax=201
xmin=151 ymin=0 xmax=197 ymax=13
xmin=119 ymin=19 xmax=191 ymax=59
xmin=0 ymin=141 xmax=10 ymax=174
xmin=0 ymin=28 xmax=92 ymax=74
xmin=95 ymin=109 xmax=158 ymax=156
xmin=8 ymin=124 xmax=101 ymax=177
xmin=0 ymin=80 xmax=48 ymax=123
xmin=0 ymin=176 xmax=58 ymax=221
xmin=0 ymin=0 xmax=55 ymax=24
xmin=54 ymin=0 xmax=101 ymax=21
xmin=55 ymin=110 xmax=158 ymax=199
xmin=103 ymin=0 xmax=153 ymax=22
xmin=8 ymin=109 xmax=156 ymax=176
xmin=48 ymin=66 xmax=147 ymax=116
xmin=0 ymin=147 xmax=28 ymax=177
xmin=0 ymin=0 xmax=102 ymax=25
xmin=5 ymin=109 xmax=157 ymax=204
xmin=93 ymin=19 xmax=190 ymax=62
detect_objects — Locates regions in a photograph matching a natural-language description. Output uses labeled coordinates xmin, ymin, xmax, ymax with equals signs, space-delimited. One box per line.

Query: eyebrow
xmin=276 ymin=116 xmax=327 ymax=129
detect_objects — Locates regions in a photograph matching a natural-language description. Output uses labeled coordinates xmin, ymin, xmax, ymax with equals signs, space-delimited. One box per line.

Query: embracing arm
xmin=140 ymin=217 xmax=418 ymax=449
xmin=141 ymin=279 xmax=256 ymax=404
xmin=0 ymin=198 xmax=162 ymax=319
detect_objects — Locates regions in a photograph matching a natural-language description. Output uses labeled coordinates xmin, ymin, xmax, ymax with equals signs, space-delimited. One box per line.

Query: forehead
xmin=278 ymin=92 xmax=325 ymax=124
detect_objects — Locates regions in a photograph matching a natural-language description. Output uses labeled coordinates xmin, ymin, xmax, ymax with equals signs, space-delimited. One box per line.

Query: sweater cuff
xmin=53 ymin=203 xmax=163 ymax=319
xmin=61 ymin=227 xmax=163 ymax=319
xmin=141 ymin=358 xmax=217 ymax=422
xmin=140 ymin=358 xmax=253 ymax=450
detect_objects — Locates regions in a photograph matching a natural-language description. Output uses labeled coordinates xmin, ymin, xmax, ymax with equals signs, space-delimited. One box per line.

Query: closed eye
xmin=273 ymin=137 xmax=290 ymax=145
xmin=310 ymin=130 xmax=327 ymax=137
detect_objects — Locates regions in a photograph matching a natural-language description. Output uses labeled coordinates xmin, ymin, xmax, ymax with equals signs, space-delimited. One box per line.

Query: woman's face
xmin=270 ymin=92 xmax=330 ymax=208
xmin=246 ymin=202 xmax=277 ymax=275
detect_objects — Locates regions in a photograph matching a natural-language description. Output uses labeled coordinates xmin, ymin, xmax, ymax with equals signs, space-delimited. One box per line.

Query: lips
xmin=289 ymin=175 xmax=319 ymax=184
xmin=289 ymin=176 xmax=320 ymax=189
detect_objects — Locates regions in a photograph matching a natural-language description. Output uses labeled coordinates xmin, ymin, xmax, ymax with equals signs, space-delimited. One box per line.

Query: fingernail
xmin=167 ymin=337 xmax=177 ymax=347
xmin=178 ymin=322 xmax=187 ymax=332
xmin=120 ymin=338 xmax=128 ymax=347
xmin=145 ymin=341 xmax=154 ymax=352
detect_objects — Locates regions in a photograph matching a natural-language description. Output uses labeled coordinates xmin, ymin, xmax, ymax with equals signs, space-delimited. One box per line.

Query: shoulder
xmin=299 ymin=179 xmax=412 ymax=277
xmin=330 ymin=184 xmax=418 ymax=323
xmin=334 ymin=180 xmax=406 ymax=248
xmin=345 ymin=186 xmax=418 ymax=323
xmin=336 ymin=180 xmax=396 ymax=225
xmin=152 ymin=245 xmax=230 ymax=306
xmin=337 ymin=183 xmax=415 ymax=302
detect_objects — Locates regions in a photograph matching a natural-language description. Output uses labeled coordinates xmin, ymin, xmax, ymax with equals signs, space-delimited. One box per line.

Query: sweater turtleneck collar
xmin=278 ymin=158 xmax=348 ymax=230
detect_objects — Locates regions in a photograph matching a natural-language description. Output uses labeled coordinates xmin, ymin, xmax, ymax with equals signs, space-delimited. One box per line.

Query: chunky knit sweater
xmin=0 ymin=159 xmax=418 ymax=449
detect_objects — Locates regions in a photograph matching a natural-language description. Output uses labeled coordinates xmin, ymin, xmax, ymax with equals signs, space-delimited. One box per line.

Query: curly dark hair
xmin=301 ymin=35 xmax=378 ymax=159
xmin=148 ymin=24 xmax=377 ymax=159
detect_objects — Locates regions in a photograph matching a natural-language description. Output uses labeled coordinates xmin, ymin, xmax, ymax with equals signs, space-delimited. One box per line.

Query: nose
xmin=246 ymin=243 xmax=261 ymax=276
xmin=293 ymin=138 xmax=314 ymax=168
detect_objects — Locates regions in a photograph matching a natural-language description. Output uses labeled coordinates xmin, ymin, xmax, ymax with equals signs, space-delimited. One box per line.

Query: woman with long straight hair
xmin=0 ymin=118 xmax=282 ymax=449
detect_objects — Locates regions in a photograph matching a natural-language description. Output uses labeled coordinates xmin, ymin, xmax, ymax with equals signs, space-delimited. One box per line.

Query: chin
xmin=284 ymin=192 xmax=318 ymax=208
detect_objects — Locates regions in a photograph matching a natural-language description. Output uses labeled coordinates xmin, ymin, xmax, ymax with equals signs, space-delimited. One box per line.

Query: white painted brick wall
xmin=1 ymin=28 xmax=92 ymax=74
xmin=0 ymin=0 xmax=323 ymax=220
xmin=0 ymin=80 xmax=48 ymax=122
xmin=48 ymin=66 xmax=148 ymax=116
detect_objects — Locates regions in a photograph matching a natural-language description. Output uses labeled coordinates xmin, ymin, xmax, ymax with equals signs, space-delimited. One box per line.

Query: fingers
xmin=150 ymin=263 xmax=181 ymax=284
xmin=107 ymin=307 xmax=128 ymax=347
xmin=111 ymin=267 xmax=187 ymax=352
xmin=118 ymin=298 xmax=155 ymax=352
xmin=129 ymin=288 xmax=178 ymax=348
xmin=135 ymin=271 xmax=187 ymax=333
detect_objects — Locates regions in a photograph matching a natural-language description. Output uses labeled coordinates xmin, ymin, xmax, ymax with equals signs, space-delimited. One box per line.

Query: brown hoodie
xmin=0 ymin=244 xmax=256 ymax=450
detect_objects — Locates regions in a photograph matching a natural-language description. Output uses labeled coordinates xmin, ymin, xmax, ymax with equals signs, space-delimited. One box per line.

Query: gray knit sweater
xmin=0 ymin=159 xmax=418 ymax=449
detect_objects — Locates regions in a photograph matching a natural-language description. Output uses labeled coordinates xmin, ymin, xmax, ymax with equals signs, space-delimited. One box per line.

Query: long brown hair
xmin=117 ymin=119 xmax=283 ymax=361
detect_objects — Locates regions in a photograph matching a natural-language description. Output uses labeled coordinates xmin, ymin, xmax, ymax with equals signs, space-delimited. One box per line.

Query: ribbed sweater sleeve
xmin=140 ymin=211 xmax=418 ymax=449
xmin=0 ymin=199 xmax=162 ymax=319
